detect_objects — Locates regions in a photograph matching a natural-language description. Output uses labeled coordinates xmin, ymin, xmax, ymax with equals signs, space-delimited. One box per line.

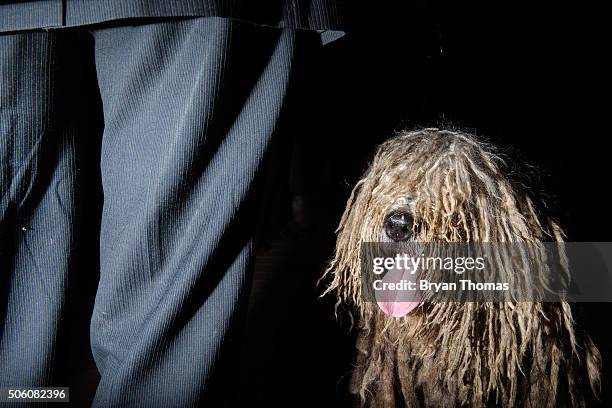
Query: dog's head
xmin=323 ymin=128 xmax=563 ymax=321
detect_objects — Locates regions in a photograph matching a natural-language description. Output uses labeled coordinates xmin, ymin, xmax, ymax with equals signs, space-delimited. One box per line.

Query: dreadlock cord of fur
xmin=321 ymin=128 xmax=601 ymax=407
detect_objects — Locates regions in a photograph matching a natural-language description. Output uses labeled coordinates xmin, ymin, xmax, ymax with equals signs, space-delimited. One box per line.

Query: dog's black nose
xmin=384 ymin=211 xmax=413 ymax=242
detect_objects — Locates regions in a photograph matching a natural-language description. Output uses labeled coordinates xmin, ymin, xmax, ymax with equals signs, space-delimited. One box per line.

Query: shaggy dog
xmin=322 ymin=129 xmax=601 ymax=407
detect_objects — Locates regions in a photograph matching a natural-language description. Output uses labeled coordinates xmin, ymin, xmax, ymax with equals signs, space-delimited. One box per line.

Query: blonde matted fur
xmin=322 ymin=129 xmax=600 ymax=407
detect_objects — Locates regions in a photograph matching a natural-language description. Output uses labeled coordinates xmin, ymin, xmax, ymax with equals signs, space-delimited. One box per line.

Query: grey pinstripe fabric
xmin=1 ymin=17 xmax=312 ymax=407
xmin=0 ymin=28 xmax=98 ymax=389
xmin=0 ymin=0 xmax=344 ymax=35
xmin=0 ymin=30 xmax=69 ymax=388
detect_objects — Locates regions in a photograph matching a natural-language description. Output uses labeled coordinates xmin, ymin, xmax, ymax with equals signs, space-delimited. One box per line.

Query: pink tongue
xmin=376 ymin=301 xmax=419 ymax=317
xmin=375 ymin=265 xmax=421 ymax=318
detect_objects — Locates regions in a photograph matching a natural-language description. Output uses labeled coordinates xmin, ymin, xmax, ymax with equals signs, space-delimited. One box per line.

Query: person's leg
xmin=89 ymin=17 xmax=311 ymax=406
xmin=0 ymin=30 xmax=100 ymax=397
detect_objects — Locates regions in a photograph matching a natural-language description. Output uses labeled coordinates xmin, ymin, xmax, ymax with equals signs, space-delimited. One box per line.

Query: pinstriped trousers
xmin=1 ymin=17 xmax=312 ymax=407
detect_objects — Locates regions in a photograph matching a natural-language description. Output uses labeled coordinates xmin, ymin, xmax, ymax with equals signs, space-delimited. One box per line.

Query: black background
xmin=238 ymin=1 xmax=612 ymax=406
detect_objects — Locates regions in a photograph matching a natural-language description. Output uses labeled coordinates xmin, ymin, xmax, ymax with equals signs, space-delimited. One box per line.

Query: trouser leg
xmin=89 ymin=17 xmax=304 ymax=407
xmin=0 ymin=29 xmax=100 ymax=400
